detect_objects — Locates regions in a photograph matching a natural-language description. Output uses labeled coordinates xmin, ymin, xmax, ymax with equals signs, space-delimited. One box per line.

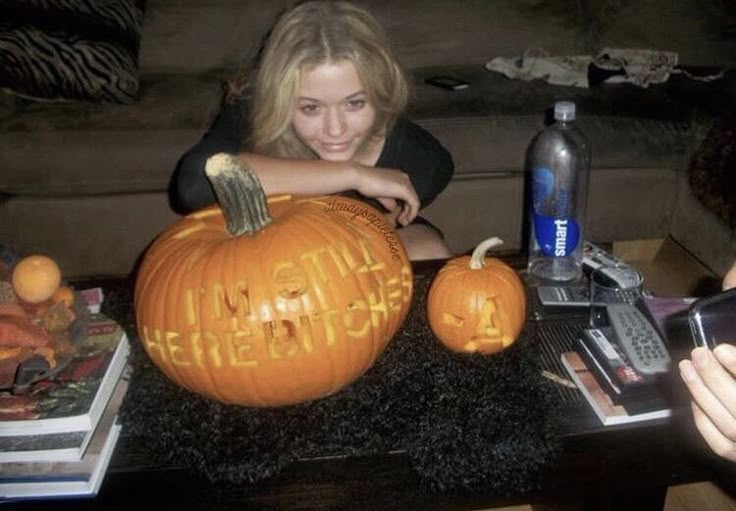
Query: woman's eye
xmin=299 ymin=104 xmax=320 ymax=115
xmin=345 ymin=99 xmax=365 ymax=111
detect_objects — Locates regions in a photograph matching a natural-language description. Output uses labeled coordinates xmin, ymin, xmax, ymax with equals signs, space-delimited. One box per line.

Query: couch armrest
xmin=669 ymin=171 xmax=736 ymax=276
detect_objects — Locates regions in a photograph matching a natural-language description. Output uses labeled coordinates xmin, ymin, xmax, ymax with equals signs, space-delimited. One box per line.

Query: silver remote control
xmin=599 ymin=265 xmax=641 ymax=290
xmin=606 ymin=303 xmax=671 ymax=375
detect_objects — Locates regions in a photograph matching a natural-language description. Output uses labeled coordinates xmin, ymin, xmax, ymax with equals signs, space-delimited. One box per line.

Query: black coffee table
xmin=12 ymin=258 xmax=734 ymax=511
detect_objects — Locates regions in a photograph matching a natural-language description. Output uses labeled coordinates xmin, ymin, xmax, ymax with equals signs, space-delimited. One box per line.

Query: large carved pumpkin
xmin=135 ymin=154 xmax=413 ymax=406
xmin=427 ymin=238 xmax=526 ymax=354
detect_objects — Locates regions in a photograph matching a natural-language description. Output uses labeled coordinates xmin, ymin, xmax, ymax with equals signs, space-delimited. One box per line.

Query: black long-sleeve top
xmin=169 ymin=96 xmax=454 ymax=215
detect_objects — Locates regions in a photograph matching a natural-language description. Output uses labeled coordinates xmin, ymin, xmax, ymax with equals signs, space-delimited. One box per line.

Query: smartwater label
xmin=532 ymin=166 xmax=580 ymax=257
xmin=533 ymin=212 xmax=580 ymax=257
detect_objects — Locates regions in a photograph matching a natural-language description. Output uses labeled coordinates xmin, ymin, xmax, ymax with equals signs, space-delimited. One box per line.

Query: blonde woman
xmin=170 ymin=1 xmax=454 ymax=260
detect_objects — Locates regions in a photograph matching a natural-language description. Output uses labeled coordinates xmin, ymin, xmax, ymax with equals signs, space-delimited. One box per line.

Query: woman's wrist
xmin=344 ymin=160 xmax=366 ymax=191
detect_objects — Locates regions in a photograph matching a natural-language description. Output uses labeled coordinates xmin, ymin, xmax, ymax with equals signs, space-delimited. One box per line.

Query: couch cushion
xmin=0 ymin=73 xmax=225 ymax=195
xmin=418 ymin=114 xmax=692 ymax=177
xmin=422 ymin=175 xmax=524 ymax=253
xmin=0 ymin=193 xmax=178 ymax=278
xmin=422 ymin=166 xmax=678 ymax=255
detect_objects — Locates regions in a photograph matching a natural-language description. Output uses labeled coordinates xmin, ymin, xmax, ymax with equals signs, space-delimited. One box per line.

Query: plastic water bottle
xmin=526 ymin=101 xmax=591 ymax=282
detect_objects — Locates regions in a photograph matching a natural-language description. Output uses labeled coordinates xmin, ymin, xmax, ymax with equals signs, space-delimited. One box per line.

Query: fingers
xmin=680 ymin=349 xmax=736 ymax=420
xmin=377 ymin=197 xmax=397 ymax=212
xmin=397 ymin=199 xmax=418 ymax=226
xmin=723 ymin=261 xmax=736 ymax=290
xmin=714 ymin=344 xmax=736 ymax=377
xmin=353 ymin=165 xmax=419 ymax=225
xmin=690 ymin=347 xmax=736 ymax=419
xmin=376 ymin=197 xmax=416 ymax=228
xmin=680 ymin=347 xmax=736 ymax=461
xmin=691 ymin=401 xmax=736 ymax=462
xmin=378 ymin=200 xmax=400 ymax=227
xmin=679 ymin=357 xmax=734 ymax=425
xmin=380 ymin=177 xmax=417 ymax=226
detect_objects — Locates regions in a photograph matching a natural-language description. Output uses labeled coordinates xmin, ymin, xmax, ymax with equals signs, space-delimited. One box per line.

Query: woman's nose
xmin=324 ymin=108 xmax=346 ymax=138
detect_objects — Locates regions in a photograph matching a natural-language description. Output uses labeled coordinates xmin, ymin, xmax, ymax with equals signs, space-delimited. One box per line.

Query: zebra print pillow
xmin=0 ymin=0 xmax=144 ymax=104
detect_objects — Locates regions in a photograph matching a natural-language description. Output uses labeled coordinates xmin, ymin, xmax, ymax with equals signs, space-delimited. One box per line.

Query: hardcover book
xmin=574 ymin=332 xmax=669 ymax=414
xmin=561 ymin=351 xmax=671 ymax=426
xmin=0 ymin=365 xmax=130 ymax=463
xmin=0 ymin=424 xmax=120 ymax=500
xmin=0 ymin=387 xmax=123 ymax=500
xmin=0 ymin=315 xmax=129 ymax=439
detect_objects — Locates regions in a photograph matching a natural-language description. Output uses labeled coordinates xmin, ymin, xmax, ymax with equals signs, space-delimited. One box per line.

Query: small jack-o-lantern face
xmin=427 ymin=238 xmax=526 ymax=354
xmin=135 ymin=154 xmax=413 ymax=407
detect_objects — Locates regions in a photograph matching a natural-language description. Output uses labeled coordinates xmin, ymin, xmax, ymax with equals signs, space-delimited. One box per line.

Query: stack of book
xmin=560 ymin=351 xmax=671 ymax=426
xmin=560 ymin=296 xmax=695 ymax=426
xmin=0 ymin=290 xmax=130 ymax=502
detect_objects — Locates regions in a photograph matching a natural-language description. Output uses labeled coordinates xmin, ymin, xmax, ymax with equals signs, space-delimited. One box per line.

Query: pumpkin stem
xmin=469 ymin=237 xmax=504 ymax=270
xmin=205 ymin=153 xmax=273 ymax=236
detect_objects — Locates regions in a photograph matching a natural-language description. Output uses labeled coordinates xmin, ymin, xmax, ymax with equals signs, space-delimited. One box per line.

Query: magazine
xmin=0 ymin=366 xmax=130 ymax=463
xmin=0 ymin=315 xmax=129 ymax=437
xmin=561 ymin=351 xmax=671 ymax=426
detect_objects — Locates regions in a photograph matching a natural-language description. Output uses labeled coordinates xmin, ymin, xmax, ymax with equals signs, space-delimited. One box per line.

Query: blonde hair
xmin=231 ymin=1 xmax=409 ymax=159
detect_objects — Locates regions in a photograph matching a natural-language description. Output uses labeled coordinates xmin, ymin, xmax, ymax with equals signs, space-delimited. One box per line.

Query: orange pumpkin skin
xmin=427 ymin=239 xmax=526 ymax=355
xmin=135 ymin=193 xmax=413 ymax=407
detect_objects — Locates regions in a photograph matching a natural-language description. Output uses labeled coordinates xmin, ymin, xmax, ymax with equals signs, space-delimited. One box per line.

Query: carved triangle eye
xmin=441 ymin=313 xmax=465 ymax=327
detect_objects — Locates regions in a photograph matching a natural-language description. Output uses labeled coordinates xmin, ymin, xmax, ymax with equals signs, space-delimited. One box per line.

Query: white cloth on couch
xmin=485 ymin=49 xmax=592 ymax=87
xmin=485 ymin=48 xmax=681 ymax=88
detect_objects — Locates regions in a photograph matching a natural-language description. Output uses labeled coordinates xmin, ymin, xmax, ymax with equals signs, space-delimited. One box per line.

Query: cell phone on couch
xmin=424 ymin=75 xmax=469 ymax=91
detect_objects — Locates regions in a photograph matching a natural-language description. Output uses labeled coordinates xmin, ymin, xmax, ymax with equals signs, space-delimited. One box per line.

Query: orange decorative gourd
xmin=135 ymin=154 xmax=413 ymax=407
xmin=427 ymin=237 xmax=526 ymax=355
xmin=12 ymin=255 xmax=62 ymax=304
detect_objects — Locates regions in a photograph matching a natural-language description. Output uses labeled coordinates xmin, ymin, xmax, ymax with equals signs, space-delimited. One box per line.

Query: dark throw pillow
xmin=0 ymin=0 xmax=145 ymax=104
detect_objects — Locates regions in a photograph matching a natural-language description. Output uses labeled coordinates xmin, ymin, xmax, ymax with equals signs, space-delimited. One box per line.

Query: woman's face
xmin=291 ymin=60 xmax=376 ymax=161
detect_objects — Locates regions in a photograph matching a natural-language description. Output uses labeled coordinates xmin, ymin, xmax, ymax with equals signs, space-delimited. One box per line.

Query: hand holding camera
xmin=678 ymin=261 xmax=736 ymax=462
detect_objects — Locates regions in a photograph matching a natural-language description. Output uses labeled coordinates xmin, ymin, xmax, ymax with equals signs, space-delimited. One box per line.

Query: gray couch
xmin=1 ymin=0 xmax=735 ymax=278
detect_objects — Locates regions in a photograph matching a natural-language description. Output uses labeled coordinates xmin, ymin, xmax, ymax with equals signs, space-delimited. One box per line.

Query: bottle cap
xmin=554 ymin=101 xmax=576 ymax=121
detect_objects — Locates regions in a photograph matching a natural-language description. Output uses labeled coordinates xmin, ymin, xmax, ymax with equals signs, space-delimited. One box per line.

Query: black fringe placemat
xmin=114 ymin=271 xmax=562 ymax=493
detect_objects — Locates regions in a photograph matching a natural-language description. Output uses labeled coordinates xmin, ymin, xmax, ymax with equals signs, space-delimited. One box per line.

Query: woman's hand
xmin=378 ymin=199 xmax=401 ymax=227
xmin=679 ymin=345 xmax=736 ymax=462
xmin=353 ymin=164 xmax=419 ymax=226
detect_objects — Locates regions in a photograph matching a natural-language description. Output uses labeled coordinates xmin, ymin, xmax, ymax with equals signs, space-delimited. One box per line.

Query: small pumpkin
xmin=135 ymin=154 xmax=413 ymax=407
xmin=427 ymin=237 xmax=526 ymax=354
